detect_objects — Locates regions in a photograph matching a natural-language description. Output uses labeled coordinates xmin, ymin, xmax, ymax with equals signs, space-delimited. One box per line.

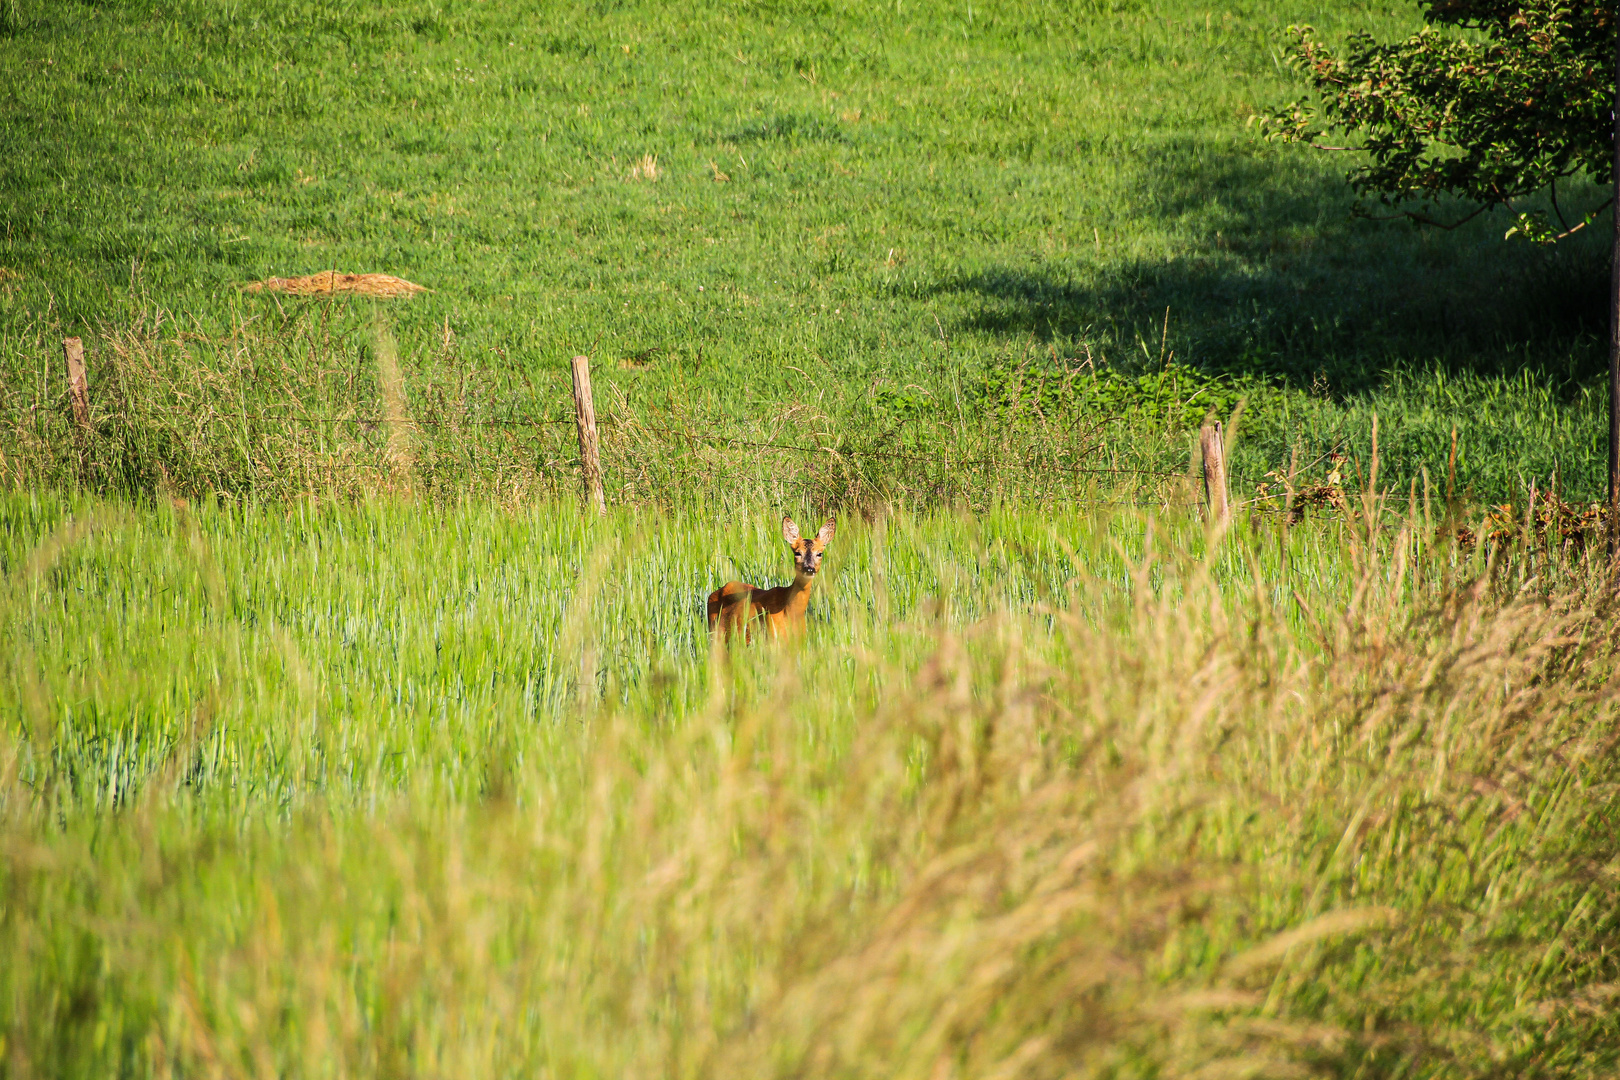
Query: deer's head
xmin=783 ymin=515 xmax=836 ymax=578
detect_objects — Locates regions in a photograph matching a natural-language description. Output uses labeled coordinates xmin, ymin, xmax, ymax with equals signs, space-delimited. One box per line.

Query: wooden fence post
xmin=570 ymin=355 xmax=606 ymax=515
xmin=1199 ymin=421 xmax=1229 ymax=527
xmin=63 ymin=337 xmax=90 ymax=431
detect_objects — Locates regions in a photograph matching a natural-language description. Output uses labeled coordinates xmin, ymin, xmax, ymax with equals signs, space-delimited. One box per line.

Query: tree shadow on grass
xmin=930 ymin=140 xmax=1608 ymax=396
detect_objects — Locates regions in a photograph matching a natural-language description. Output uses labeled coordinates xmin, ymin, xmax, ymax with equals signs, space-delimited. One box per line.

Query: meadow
xmin=4 ymin=0 xmax=1620 ymax=1075
xmin=0 ymin=0 xmax=1613 ymax=503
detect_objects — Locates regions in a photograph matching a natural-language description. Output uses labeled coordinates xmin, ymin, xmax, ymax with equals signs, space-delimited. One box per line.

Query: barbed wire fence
xmin=6 ymin=338 xmax=1349 ymax=519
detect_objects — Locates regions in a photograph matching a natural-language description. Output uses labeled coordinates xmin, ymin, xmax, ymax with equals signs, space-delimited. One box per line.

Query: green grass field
xmin=0 ymin=0 xmax=1612 ymax=503
xmin=4 ymin=0 xmax=1620 ymax=1075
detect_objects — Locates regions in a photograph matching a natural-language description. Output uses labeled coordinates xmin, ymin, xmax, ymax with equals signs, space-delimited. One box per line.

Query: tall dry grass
xmin=2 ymin=493 xmax=1616 ymax=1078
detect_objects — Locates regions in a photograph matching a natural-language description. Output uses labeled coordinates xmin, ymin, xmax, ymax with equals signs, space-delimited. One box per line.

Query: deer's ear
xmin=815 ymin=517 xmax=836 ymax=545
xmin=782 ymin=516 xmax=801 ymax=545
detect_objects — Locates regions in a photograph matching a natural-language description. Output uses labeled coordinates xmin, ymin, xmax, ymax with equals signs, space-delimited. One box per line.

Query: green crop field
xmin=3 ymin=0 xmax=1620 ymax=1076
xmin=4 ymin=494 xmax=1620 ymax=1077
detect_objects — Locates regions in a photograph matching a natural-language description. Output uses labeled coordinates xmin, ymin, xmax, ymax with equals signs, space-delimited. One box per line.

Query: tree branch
xmin=1354 ymin=203 xmax=1491 ymax=229
xmin=1550 ymin=197 xmax=1614 ymax=240
xmin=1549 ymin=177 xmax=1571 ymax=231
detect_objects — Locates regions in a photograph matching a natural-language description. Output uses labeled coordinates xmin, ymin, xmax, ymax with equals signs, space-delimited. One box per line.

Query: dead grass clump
xmin=374 ymin=320 xmax=416 ymax=491
xmin=626 ymin=153 xmax=661 ymax=182
xmin=1477 ymin=493 xmax=1609 ymax=549
xmin=242 ymin=270 xmax=427 ymax=298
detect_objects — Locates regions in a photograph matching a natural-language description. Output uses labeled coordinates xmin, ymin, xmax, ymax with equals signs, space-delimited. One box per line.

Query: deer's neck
xmin=783 ymin=573 xmax=817 ymax=618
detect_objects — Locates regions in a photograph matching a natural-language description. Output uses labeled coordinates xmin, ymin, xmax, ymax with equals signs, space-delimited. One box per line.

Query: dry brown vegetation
xmin=241 ymin=271 xmax=428 ymax=298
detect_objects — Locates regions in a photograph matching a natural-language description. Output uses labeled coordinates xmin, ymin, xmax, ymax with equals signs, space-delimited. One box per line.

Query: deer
xmin=707 ymin=515 xmax=836 ymax=641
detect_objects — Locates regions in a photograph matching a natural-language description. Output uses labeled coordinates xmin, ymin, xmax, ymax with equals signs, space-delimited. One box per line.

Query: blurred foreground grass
xmin=3 ymin=493 xmax=1618 ymax=1077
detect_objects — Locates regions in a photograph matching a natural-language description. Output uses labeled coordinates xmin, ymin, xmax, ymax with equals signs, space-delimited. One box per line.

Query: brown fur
xmin=707 ymin=516 xmax=836 ymax=642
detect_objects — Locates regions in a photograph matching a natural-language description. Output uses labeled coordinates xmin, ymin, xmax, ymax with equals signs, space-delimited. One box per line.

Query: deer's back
xmin=707 ymin=581 xmax=757 ymax=632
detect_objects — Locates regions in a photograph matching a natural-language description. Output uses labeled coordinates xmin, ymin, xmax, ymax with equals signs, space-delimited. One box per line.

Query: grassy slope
xmin=0 ymin=0 xmax=1611 ymax=502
